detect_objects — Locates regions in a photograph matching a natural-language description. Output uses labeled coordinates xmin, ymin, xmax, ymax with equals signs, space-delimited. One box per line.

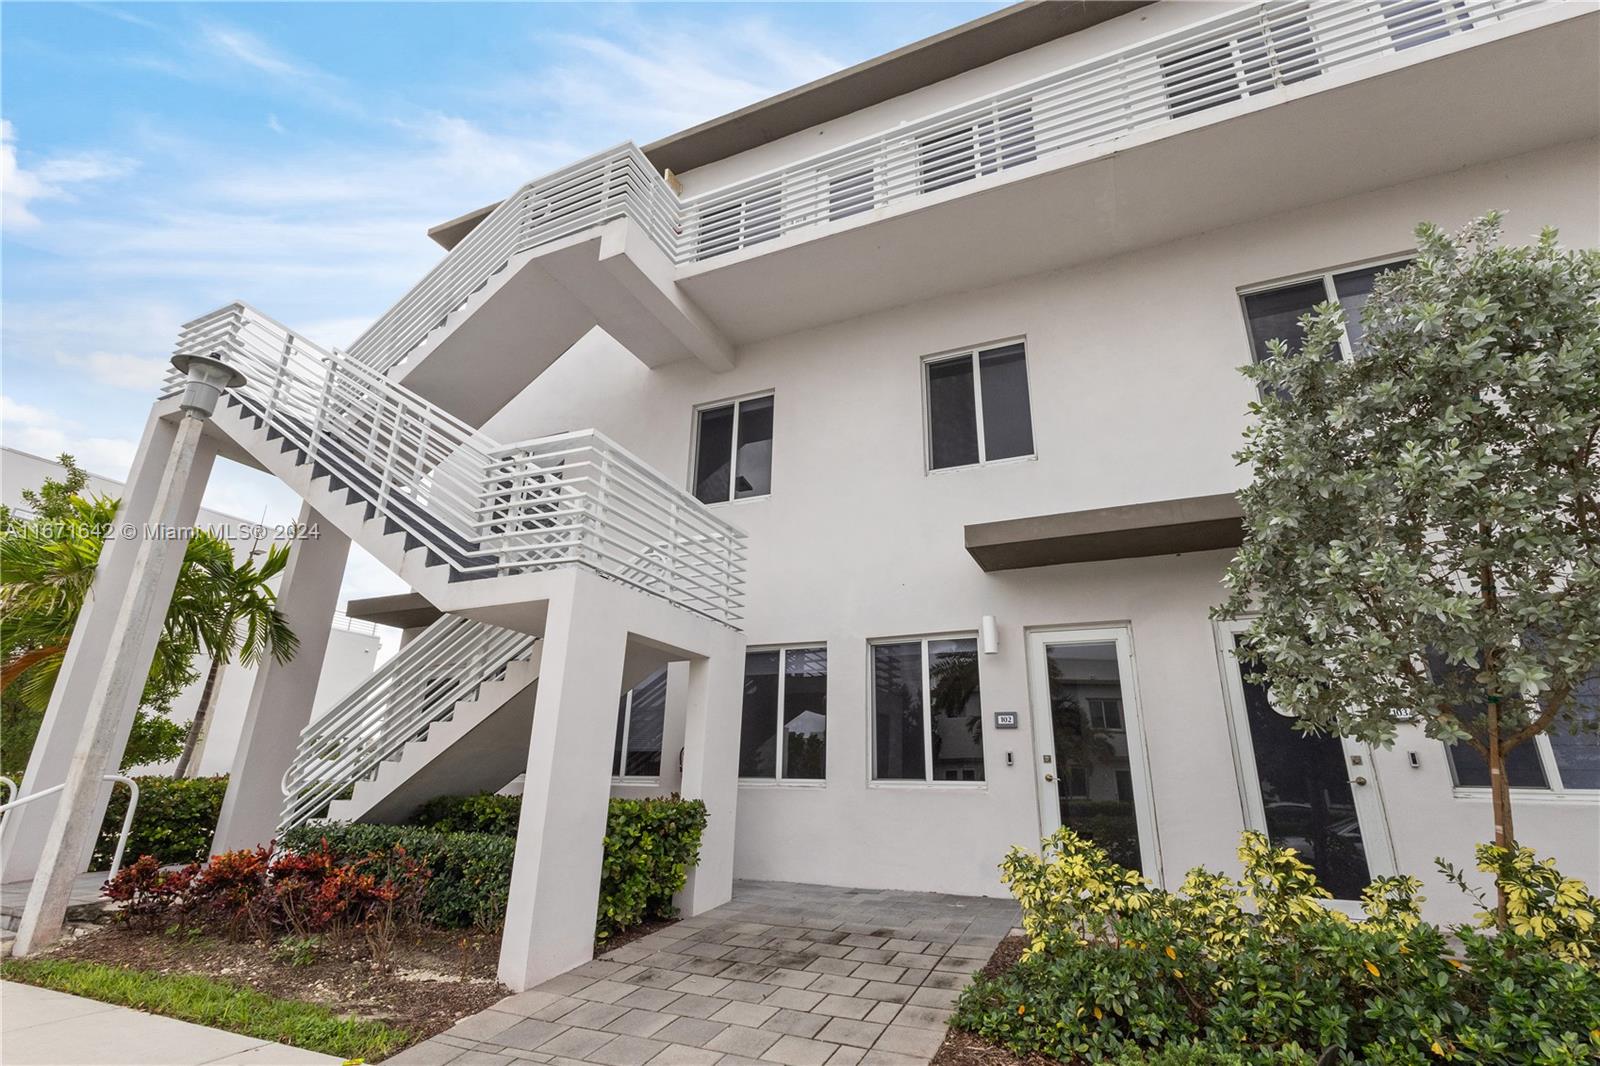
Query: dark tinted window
xmin=927 ymin=355 xmax=979 ymax=470
xmin=739 ymin=650 xmax=780 ymax=777
xmin=694 ymin=396 xmax=773 ymax=503
xmin=1243 ymin=279 xmax=1326 ymax=364
xmin=873 ymin=642 xmax=926 ymax=780
xmin=978 ymin=344 xmax=1033 ymax=461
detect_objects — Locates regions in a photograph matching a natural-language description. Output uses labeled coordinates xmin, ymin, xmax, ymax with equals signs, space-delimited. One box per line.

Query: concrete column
xmin=497 ymin=573 xmax=629 ymax=991
xmin=675 ymin=627 xmax=745 ymax=917
xmin=211 ymin=501 xmax=350 ymax=853
xmin=12 ymin=413 xmax=217 ymax=955
xmin=2 ymin=411 xmax=206 ymax=881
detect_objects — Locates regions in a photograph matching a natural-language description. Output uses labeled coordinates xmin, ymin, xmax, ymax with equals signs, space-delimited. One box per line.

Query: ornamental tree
xmin=1217 ymin=215 xmax=1599 ymax=917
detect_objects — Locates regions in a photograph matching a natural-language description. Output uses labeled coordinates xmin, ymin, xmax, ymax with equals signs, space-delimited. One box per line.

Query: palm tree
xmin=172 ymin=540 xmax=298 ymax=777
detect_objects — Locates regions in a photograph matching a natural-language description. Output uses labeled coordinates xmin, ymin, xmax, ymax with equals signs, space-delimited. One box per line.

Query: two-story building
xmin=10 ymin=0 xmax=1597 ymax=987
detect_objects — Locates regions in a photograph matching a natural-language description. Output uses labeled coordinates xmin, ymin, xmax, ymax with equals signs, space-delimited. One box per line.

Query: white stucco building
xmin=8 ymin=0 xmax=1598 ymax=985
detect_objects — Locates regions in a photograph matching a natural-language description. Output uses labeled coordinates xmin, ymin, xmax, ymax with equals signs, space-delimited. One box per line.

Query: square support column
xmin=211 ymin=502 xmax=351 ymax=853
xmin=498 ymin=572 xmax=629 ymax=991
xmin=675 ymin=627 xmax=746 ymax=917
xmin=1 ymin=409 xmax=216 ymax=883
xmin=12 ymin=412 xmax=217 ymax=955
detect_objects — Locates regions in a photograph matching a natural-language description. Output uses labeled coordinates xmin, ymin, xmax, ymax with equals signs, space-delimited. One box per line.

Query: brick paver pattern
xmin=388 ymin=880 xmax=1020 ymax=1066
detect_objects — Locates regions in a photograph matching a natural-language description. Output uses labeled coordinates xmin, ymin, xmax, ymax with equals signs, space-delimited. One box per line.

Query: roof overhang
xmin=965 ymin=493 xmax=1244 ymax=573
xmin=641 ymin=1 xmax=1152 ymax=176
xmin=345 ymin=591 xmax=443 ymax=630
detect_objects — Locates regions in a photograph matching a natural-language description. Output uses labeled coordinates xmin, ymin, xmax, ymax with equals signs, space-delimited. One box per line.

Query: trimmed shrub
xmin=288 ymin=792 xmax=709 ymax=938
xmin=281 ymin=823 xmax=514 ymax=930
xmin=952 ymin=829 xmax=1600 ymax=1065
xmin=412 ymin=792 xmax=520 ymax=836
xmin=94 ymin=775 xmax=227 ymax=869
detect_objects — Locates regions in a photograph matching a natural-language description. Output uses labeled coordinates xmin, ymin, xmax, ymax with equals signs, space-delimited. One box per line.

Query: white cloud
xmin=1 ymin=393 xmax=140 ymax=477
xmin=57 ymin=351 xmax=170 ymax=391
xmin=2 ymin=120 xmax=138 ymax=228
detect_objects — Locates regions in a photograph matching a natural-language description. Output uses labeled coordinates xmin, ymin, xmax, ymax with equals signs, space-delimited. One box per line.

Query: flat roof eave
xmin=964 ymin=492 xmax=1244 ymax=572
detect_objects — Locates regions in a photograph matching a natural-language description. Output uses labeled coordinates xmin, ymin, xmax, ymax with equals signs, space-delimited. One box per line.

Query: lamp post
xmin=11 ymin=353 xmax=245 ymax=956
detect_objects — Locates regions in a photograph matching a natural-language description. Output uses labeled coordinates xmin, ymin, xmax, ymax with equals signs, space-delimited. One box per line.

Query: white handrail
xmin=0 ymin=774 xmax=141 ymax=880
xmin=166 ymin=303 xmax=746 ymax=625
xmin=277 ymin=613 xmax=537 ymax=833
xmin=336 ymin=0 xmax=1554 ymax=374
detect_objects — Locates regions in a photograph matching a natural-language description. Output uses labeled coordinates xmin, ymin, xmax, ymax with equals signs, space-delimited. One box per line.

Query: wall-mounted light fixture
xmin=980 ymin=615 xmax=999 ymax=655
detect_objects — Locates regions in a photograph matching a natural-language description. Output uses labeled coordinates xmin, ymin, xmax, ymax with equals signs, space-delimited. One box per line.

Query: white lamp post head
xmin=170 ymin=352 xmax=246 ymax=419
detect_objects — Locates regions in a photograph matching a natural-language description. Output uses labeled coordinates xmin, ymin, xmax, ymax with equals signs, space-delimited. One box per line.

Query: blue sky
xmin=2 ymin=1 xmax=996 ymax=601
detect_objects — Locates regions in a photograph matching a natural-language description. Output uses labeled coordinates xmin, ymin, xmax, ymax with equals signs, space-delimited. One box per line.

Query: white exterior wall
xmin=477 ymin=136 xmax=1599 ymax=919
xmin=1 ymin=447 xmax=380 ymax=776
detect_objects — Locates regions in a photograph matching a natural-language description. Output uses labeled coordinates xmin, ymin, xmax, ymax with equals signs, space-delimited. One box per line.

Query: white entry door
xmin=1215 ymin=619 xmax=1397 ymax=906
xmin=1026 ymin=627 xmax=1164 ymax=884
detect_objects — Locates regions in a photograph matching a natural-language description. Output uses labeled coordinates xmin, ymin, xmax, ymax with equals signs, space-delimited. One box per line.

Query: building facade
xmin=11 ymin=0 xmax=1598 ymax=981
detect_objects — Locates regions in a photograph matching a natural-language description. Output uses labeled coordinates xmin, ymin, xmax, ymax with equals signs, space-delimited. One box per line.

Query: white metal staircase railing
xmin=279 ymin=613 xmax=536 ymax=833
xmin=343 ymin=0 xmax=1556 ymax=374
xmin=167 ymin=303 xmax=747 ymax=623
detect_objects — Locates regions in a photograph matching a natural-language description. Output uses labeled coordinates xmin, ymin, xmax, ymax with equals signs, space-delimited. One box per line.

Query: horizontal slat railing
xmin=278 ymin=613 xmax=536 ymax=832
xmin=337 ymin=0 xmax=1551 ymax=375
xmin=168 ymin=303 xmax=747 ymax=623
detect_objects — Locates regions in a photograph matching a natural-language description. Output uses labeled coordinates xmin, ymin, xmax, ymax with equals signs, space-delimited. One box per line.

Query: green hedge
xmin=287 ymin=793 xmax=708 ymax=938
xmin=93 ymin=775 xmax=227 ymax=870
xmin=280 ymin=822 xmax=514 ymax=929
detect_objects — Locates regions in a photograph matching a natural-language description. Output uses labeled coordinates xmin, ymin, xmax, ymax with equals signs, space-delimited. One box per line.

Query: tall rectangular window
xmin=1444 ymin=673 xmax=1600 ymax=794
xmin=693 ymin=394 xmax=773 ymax=504
xmin=925 ymin=342 xmax=1034 ymax=471
xmin=612 ymin=667 xmax=668 ymax=779
xmin=739 ymin=646 xmax=827 ymax=781
xmin=872 ymin=637 xmax=985 ymax=782
xmin=1241 ymin=259 xmax=1411 ymax=365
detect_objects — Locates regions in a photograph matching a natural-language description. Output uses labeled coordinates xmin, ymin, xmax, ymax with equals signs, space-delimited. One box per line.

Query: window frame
xmin=921 ymin=338 xmax=1036 ymax=474
xmin=1237 ymin=255 xmax=1412 ymax=364
xmin=612 ymin=670 xmax=666 ymax=784
xmin=738 ymin=643 xmax=829 ymax=787
xmin=1446 ymin=732 xmax=1598 ymax=799
xmin=690 ymin=390 xmax=775 ymax=505
xmin=868 ymin=632 xmax=988 ymax=788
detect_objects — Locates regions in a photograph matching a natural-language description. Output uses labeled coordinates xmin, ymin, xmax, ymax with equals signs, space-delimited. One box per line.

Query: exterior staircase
xmin=163 ymin=303 xmax=746 ymax=835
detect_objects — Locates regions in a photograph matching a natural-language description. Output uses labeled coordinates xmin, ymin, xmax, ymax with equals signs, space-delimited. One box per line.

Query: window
xmin=918 ymin=103 xmax=1036 ymax=192
xmin=1161 ymin=5 xmax=1318 ymax=118
xmin=693 ymin=394 xmax=773 ymax=504
xmin=1241 ymin=259 xmax=1410 ymax=364
xmin=1088 ymin=697 xmax=1124 ymax=732
xmin=872 ymin=636 xmax=985 ymax=783
xmin=1443 ymin=672 xmax=1600 ymax=794
xmin=925 ymin=342 xmax=1034 ymax=471
xmin=739 ymin=646 xmax=827 ymax=780
xmin=612 ymin=667 xmax=668 ymax=779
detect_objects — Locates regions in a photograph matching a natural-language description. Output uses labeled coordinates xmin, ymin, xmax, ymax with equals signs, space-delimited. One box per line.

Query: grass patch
xmin=1 ymin=957 xmax=412 ymax=1061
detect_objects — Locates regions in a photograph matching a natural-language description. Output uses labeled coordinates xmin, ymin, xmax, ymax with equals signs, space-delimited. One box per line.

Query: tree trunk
xmin=173 ymin=656 xmax=225 ymax=778
xmin=1485 ymin=696 xmax=1514 ymax=929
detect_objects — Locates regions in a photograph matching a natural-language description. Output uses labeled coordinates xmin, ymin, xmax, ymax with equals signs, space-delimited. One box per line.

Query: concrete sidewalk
xmin=0 ymin=980 xmax=340 ymax=1065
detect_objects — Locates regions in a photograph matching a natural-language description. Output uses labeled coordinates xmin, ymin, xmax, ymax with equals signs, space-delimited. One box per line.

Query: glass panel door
xmin=1217 ymin=621 xmax=1396 ymax=903
xmin=1027 ymin=628 xmax=1162 ymax=882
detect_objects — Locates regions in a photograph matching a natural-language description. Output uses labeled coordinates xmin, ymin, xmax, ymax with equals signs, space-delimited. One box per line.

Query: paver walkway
xmin=0 ymin=980 xmax=339 ymax=1064
xmin=390 ymin=880 xmax=1019 ymax=1066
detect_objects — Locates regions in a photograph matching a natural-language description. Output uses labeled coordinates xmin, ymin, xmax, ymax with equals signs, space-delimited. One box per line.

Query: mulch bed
xmin=41 ymin=918 xmax=507 ymax=1048
xmin=931 ymin=935 xmax=1056 ymax=1066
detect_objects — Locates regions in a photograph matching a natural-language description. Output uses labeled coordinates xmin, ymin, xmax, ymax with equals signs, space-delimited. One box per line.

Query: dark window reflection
xmin=739 ymin=650 xmax=780 ymax=777
xmin=978 ymin=344 xmax=1033 ymax=461
xmin=693 ymin=403 xmax=734 ymax=504
xmin=733 ymin=396 xmax=773 ymax=500
xmin=930 ymin=639 xmax=984 ymax=782
xmin=873 ymin=642 xmax=927 ymax=780
xmin=782 ymin=648 xmax=827 ymax=779
xmin=1235 ymin=639 xmax=1371 ymax=899
xmin=1429 ymin=648 xmax=1550 ymax=789
xmin=1045 ymin=641 xmax=1143 ymax=872
xmin=614 ymin=667 xmax=667 ymax=778
xmin=1243 ymin=279 xmax=1326 ymax=365
xmin=927 ymin=355 xmax=979 ymax=469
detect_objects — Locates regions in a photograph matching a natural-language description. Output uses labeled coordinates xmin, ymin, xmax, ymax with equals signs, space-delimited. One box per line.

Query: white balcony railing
xmin=345 ymin=0 xmax=1555 ymax=375
xmin=170 ymin=304 xmax=747 ymax=625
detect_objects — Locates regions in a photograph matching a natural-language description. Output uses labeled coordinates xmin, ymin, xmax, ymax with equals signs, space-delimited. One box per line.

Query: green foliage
xmin=599 ymin=795 xmax=708 ymax=941
xmin=2 ymin=698 xmax=185 ymax=778
xmin=281 ymin=822 xmax=514 ymax=930
xmin=0 ymin=957 xmax=412 ymax=1060
xmin=412 ymin=791 xmax=522 ymax=836
xmin=954 ymin=828 xmax=1600 ymax=1065
xmin=92 ymin=774 xmax=227 ymax=869
xmin=288 ymin=792 xmax=709 ymax=939
xmin=1216 ymin=214 xmax=1600 ymax=778
xmin=1446 ymin=842 xmax=1600 ymax=964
